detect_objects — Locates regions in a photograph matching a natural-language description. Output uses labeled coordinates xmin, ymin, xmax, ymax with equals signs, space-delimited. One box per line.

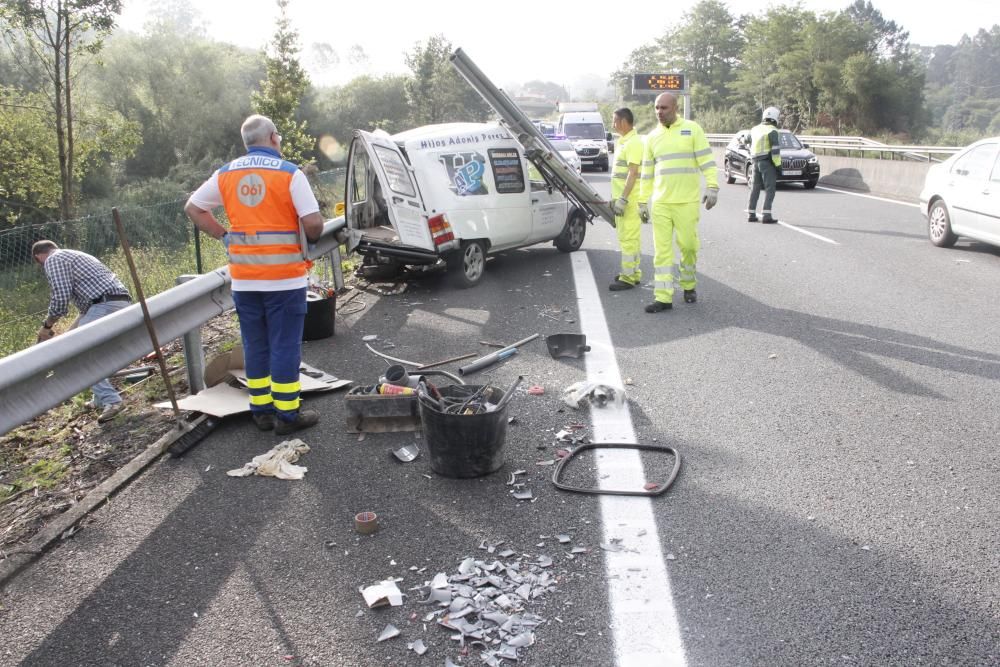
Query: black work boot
xmin=252 ymin=412 xmax=276 ymax=432
xmin=274 ymin=409 xmax=320 ymax=436
xmin=608 ymin=278 xmax=636 ymax=291
xmin=761 ymin=215 xmax=777 ymax=224
xmin=747 ymin=213 xmax=758 ymax=222
xmin=683 ymin=290 xmax=697 ymax=304
xmin=645 ymin=301 xmax=672 ymax=313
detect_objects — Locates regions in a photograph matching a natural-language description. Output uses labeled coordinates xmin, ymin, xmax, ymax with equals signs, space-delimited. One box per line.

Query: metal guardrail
xmin=705 ymin=133 xmax=962 ymax=162
xmin=0 ymin=217 xmax=347 ymax=436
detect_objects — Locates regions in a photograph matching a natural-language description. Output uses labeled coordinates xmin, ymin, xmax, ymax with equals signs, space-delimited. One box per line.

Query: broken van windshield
xmin=563 ymin=123 xmax=605 ymax=140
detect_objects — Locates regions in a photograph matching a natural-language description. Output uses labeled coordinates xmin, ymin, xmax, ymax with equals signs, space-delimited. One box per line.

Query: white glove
xmin=702 ymin=188 xmax=718 ymax=210
xmin=638 ymin=202 xmax=650 ymax=223
xmin=610 ymin=197 xmax=627 ymax=216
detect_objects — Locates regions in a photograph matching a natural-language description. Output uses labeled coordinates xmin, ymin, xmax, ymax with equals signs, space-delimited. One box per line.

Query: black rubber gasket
xmin=552 ymin=442 xmax=681 ymax=496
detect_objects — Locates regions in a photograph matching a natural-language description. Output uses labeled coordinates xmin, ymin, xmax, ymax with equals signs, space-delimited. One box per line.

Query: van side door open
xmin=345 ymin=130 xmax=433 ymax=252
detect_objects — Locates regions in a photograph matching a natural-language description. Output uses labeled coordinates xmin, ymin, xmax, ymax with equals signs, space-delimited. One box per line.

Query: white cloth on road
xmin=227 ymin=438 xmax=310 ymax=480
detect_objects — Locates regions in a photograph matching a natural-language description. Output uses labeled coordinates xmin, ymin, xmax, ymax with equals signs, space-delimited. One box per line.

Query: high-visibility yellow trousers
xmin=651 ymin=201 xmax=700 ymax=304
xmin=615 ymin=202 xmax=643 ymax=284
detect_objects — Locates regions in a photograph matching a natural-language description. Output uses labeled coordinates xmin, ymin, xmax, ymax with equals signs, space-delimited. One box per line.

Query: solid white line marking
xmin=815 ymin=185 xmax=922 ymax=208
xmin=777 ymin=220 xmax=840 ymax=245
xmin=571 ymin=252 xmax=687 ymax=667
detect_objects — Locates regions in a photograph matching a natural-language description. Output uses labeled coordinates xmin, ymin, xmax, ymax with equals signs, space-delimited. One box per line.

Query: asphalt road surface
xmin=1 ymin=172 xmax=998 ymax=667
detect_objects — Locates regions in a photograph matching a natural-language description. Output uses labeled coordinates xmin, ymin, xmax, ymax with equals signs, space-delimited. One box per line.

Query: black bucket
xmin=418 ymin=385 xmax=508 ymax=478
xmin=303 ymin=291 xmax=335 ymax=341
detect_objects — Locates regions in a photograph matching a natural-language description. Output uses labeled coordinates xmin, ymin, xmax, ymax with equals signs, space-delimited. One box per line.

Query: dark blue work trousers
xmin=232 ymin=288 xmax=307 ymax=420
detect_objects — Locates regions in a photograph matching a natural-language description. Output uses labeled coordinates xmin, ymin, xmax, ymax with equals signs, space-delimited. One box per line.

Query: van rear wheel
xmin=448 ymin=240 xmax=487 ymax=288
xmin=555 ymin=210 xmax=587 ymax=253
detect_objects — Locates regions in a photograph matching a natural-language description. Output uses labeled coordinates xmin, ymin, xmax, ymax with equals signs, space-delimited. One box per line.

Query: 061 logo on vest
xmin=237 ymin=173 xmax=266 ymax=207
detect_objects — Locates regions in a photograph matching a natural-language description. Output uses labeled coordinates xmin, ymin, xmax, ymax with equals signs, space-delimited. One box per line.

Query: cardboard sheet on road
xmin=155 ymin=363 xmax=351 ymax=417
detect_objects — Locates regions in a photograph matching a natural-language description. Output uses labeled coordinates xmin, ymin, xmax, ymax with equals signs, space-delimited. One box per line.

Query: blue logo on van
xmin=439 ymin=152 xmax=489 ymax=196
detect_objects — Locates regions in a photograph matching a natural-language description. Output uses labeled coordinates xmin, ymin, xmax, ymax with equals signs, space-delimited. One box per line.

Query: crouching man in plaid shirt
xmin=32 ymin=240 xmax=132 ymax=423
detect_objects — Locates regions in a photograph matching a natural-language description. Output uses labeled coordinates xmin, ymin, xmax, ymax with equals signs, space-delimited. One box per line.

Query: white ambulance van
xmin=343 ymin=122 xmax=593 ymax=288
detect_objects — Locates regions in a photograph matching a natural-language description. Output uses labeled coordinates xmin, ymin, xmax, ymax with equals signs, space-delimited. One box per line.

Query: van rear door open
xmin=346 ymin=130 xmax=434 ymax=252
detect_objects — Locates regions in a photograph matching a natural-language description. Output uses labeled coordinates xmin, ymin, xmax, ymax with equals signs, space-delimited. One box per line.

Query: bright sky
xmin=118 ymin=0 xmax=997 ymax=91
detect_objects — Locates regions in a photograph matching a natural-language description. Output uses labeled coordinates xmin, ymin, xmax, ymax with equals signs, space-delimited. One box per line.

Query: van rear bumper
xmin=356 ymin=239 xmax=441 ymax=265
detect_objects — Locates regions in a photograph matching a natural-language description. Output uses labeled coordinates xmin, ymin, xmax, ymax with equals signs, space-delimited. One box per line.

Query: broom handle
xmin=112 ymin=207 xmax=180 ymax=417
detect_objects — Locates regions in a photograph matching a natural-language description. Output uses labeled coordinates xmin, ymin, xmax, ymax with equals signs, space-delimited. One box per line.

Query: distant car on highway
xmin=920 ymin=136 xmax=1000 ymax=249
xmin=548 ymin=137 xmax=582 ymax=173
xmin=531 ymin=119 xmax=557 ymax=137
xmin=724 ymin=129 xmax=821 ymax=189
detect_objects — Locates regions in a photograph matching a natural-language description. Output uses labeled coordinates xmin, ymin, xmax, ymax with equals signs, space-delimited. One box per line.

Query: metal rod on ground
xmin=109 ymin=365 xmax=156 ymax=378
xmin=458 ymin=333 xmax=539 ymax=376
xmin=364 ymin=343 xmax=423 ymax=367
xmin=492 ymin=375 xmax=524 ymax=412
xmin=417 ymin=352 xmax=477 ymax=370
xmin=112 ymin=207 xmax=180 ymax=416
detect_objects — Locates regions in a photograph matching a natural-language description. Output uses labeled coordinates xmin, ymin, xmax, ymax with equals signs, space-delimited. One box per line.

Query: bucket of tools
xmin=418 ymin=382 xmax=516 ymax=478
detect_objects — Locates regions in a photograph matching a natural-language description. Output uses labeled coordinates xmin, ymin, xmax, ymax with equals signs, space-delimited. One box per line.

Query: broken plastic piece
xmin=545 ymin=333 xmax=591 ymax=359
xmin=362 ymin=580 xmax=403 ymax=608
xmin=552 ymin=442 xmax=681 ymax=496
xmin=392 ymin=444 xmax=420 ymax=462
xmin=407 ymin=639 xmax=428 ymax=655
xmin=562 ymin=381 xmax=624 ymax=410
xmin=527 ymin=385 xmax=545 ymax=396
xmin=512 ymin=488 xmax=533 ymax=500
xmin=377 ymin=624 xmax=400 ymax=642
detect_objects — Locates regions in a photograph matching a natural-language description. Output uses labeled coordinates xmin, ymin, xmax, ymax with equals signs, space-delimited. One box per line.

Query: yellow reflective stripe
xmin=693 ymin=148 xmax=712 ymax=158
xmin=247 ymin=376 xmax=271 ymax=389
xmin=699 ymin=160 xmax=717 ymax=170
xmin=273 ymin=397 xmax=300 ymax=411
xmin=654 ymin=280 xmax=673 ymax=289
xmin=230 ymin=253 xmax=305 ymax=265
xmin=271 ymin=380 xmax=301 ymax=394
xmin=654 ymin=265 xmax=672 ymax=273
xmin=612 ymin=173 xmax=628 ymax=180
xmin=250 ymin=394 xmax=273 ymax=406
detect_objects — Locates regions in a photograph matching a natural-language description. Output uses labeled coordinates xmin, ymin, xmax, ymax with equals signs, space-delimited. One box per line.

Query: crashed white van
xmin=344 ymin=123 xmax=595 ymax=288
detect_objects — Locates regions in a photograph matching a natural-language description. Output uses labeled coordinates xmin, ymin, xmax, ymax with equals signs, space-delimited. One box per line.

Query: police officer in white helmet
xmin=747 ymin=106 xmax=782 ymax=224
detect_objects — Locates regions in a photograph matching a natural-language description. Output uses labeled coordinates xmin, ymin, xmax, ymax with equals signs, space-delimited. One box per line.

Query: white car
xmin=549 ymin=138 xmax=582 ymax=173
xmin=570 ymin=138 xmax=609 ymax=172
xmin=920 ymin=137 xmax=1000 ymax=248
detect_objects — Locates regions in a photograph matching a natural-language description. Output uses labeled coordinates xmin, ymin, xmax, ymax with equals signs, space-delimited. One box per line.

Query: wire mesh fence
xmin=0 ymin=168 xmax=345 ymax=359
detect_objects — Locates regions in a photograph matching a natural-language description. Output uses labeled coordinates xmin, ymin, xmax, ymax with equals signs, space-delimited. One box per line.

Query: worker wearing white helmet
xmin=747 ymin=106 xmax=782 ymax=224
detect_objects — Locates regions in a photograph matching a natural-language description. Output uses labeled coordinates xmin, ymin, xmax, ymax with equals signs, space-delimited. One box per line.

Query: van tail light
xmin=427 ymin=214 xmax=455 ymax=247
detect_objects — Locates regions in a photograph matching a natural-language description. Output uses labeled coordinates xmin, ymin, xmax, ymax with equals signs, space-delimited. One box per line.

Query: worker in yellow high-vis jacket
xmin=637 ymin=93 xmax=718 ymax=313
xmin=608 ymin=107 xmax=644 ymax=291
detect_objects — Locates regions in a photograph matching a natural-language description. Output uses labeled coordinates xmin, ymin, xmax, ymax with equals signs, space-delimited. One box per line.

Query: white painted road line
xmin=815 ymin=185 xmax=922 ymax=208
xmin=777 ymin=220 xmax=840 ymax=245
xmin=571 ymin=252 xmax=687 ymax=667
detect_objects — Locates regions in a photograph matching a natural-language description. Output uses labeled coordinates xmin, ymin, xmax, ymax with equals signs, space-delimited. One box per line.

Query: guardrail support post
xmin=176 ymin=274 xmax=206 ymax=394
xmin=331 ymin=246 xmax=344 ymax=292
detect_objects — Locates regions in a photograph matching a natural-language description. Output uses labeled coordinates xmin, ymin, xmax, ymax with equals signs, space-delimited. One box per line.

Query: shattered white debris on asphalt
xmin=364 ymin=546 xmax=571 ymax=664
xmin=361 ymin=580 xmax=404 ymax=608
xmin=377 ymin=623 xmax=400 ymax=642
